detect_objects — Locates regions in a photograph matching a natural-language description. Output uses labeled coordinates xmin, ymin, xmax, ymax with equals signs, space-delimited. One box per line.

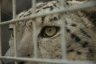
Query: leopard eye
xmin=40 ymin=26 xmax=60 ymax=37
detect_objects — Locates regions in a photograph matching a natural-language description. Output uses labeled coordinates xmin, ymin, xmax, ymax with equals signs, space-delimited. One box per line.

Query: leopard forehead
xmin=35 ymin=14 xmax=61 ymax=27
xmin=14 ymin=0 xmax=82 ymax=28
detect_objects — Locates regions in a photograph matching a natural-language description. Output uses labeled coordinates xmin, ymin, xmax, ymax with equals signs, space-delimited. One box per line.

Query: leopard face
xmin=5 ymin=1 xmax=96 ymax=63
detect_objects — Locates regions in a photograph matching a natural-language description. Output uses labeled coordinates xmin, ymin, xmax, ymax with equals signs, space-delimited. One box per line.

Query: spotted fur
xmin=4 ymin=0 xmax=96 ymax=64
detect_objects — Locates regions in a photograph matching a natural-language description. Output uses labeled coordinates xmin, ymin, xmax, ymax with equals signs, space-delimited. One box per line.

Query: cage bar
xmin=0 ymin=56 xmax=96 ymax=64
xmin=59 ymin=0 xmax=67 ymax=59
xmin=12 ymin=0 xmax=17 ymax=56
xmin=32 ymin=22 xmax=38 ymax=58
xmin=12 ymin=0 xmax=18 ymax=64
xmin=32 ymin=0 xmax=36 ymax=13
xmin=32 ymin=0 xmax=38 ymax=58
xmin=0 ymin=0 xmax=96 ymax=64
xmin=12 ymin=0 xmax=16 ymax=18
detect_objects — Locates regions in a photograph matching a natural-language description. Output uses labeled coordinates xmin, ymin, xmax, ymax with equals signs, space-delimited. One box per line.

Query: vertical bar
xmin=32 ymin=0 xmax=36 ymax=13
xmin=0 ymin=1 xmax=2 ymax=64
xmin=13 ymin=0 xmax=16 ymax=18
xmin=32 ymin=22 xmax=38 ymax=58
xmin=59 ymin=0 xmax=67 ymax=59
xmin=32 ymin=0 xmax=38 ymax=58
xmin=12 ymin=0 xmax=17 ymax=64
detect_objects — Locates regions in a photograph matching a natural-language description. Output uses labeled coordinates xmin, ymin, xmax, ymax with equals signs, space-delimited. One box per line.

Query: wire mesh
xmin=0 ymin=0 xmax=96 ymax=64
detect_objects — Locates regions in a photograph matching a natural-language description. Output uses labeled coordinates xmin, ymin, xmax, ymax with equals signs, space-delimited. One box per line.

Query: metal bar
xmin=0 ymin=1 xmax=2 ymax=64
xmin=32 ymin=0 xmax=38 ymax=58
xmin=13 ymin=25 xmax=17 ymax=64
xmin=32 ymin=22 xmax=38 ymax=58
xmin=59 ymin=0 xmax=67 ymax=60
xmin=12 ymin=0 xmax=16 ymax=18
xmin=12 ymin=0 xmax=17 ymax=64
xmin=0 ymin=1 xmax=95 ymax=25
xmin=0 ymin=56 xmax=95 ymax=64
xmin=12 ymin=0 xmax=17 ymax=56
xmin=32 ymin=0 xmax=36 ymax=13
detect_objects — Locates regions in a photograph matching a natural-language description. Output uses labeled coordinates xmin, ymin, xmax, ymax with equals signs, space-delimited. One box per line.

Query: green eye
xmin=40 ymin=26 xmax=60 ymax=37
xmin=45 ymin=27 xmax=57 ymax=37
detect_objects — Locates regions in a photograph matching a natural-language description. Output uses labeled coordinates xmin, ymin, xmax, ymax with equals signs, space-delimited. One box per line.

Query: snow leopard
xmin=4 ymin=0 xmax=96 ymax=64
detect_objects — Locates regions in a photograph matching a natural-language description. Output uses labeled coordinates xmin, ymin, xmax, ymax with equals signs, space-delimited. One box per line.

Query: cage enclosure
xmin=0 ymin=0 xmax=96 ymax=64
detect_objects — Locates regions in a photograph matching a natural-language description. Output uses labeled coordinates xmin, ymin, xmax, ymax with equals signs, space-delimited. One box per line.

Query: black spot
xmin=75 ymin=36 xmax=81 ymax=42
xmin=23 ymin=15 xmax=26 ymax=17
xmin=68 ymin=49 xmax=74 ymax=52
xmin=53 ymin=17 xmax=58 ymax=21
xmin=71 ymin=23 xmax=77 ymax=27
xmin=71 ymin=34 xmax=81 ymax=43
xmin=89 ymin=49 xmax=93 ymax=53
xmin=82 ymin=41 xmax=89 ymax=48
xmin=66 ymin=2 xmax=69 ymax=5
xmin=36 ymin=10 xmax=40 ymax=13
xmin=50 ymin=6 xmax=54 ymax=10
xmin=77 ymin=51 xmax=82 ymax=55
xmin=43 ymin=6 xmax=54 ymax=10
xmin=42 ymin=16 xmax=46 ymax=21
xmin=80 ymin=28 xmax=91 ymax=38
xmin=53 ymin=3 xmax=57 ymax=7
xmin=71 ymin=34 xmax=76 ymax=38
xmin=66 ymin=28 xmax=70 ymax=32
xmin=50 ymin=17 xmax=58 ymax=21
xmin=27 ymin=54 xmax=30 ymax=57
